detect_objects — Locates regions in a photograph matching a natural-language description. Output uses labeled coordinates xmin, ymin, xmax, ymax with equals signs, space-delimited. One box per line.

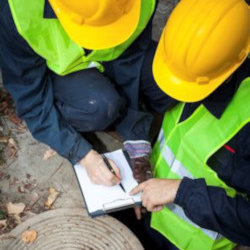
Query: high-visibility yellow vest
xmin=151 ymin=77 xmax=250 ymax=250
xmin=8 ymin=0 xmax=155 ymax=75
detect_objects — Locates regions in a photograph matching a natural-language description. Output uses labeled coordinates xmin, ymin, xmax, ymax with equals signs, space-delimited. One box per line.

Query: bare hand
xmin=130 ymin=179 xmax=181 ymax=212
xmin=133 ymin=206 xmax=148 ymax=220
xmin=80 ymin=150 xmax=121 ymax=186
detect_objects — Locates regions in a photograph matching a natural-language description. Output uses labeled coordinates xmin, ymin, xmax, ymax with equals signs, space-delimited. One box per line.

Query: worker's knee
xmin=57 ymin=90 xmax=125 ymax=132
xmin=91 ymin=91 xmax=125 ymax=130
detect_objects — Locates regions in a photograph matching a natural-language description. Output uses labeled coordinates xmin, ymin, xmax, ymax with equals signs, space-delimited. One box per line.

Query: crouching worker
xmin=131 ymin=0 xmax=250 ymax=249
xmin=0 ymin=0 xmax=174 ymax=186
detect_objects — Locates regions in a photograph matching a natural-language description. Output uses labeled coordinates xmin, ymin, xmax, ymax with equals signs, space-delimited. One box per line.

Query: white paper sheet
xmin=74 ymin=149 xmax=141 ymax=215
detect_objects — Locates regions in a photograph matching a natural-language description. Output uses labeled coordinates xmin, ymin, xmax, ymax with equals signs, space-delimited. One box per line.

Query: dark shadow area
xmin=111 ymin=209 xmax=176 ymax=250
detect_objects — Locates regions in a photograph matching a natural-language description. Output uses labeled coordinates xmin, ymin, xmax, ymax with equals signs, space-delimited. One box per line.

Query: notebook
xmin=74 ymin=149 xmax=141 ymax=217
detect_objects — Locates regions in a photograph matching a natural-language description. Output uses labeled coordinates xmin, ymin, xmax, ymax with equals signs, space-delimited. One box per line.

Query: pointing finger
xmin=130 ymin=182 xmax=147 ymax=195
xmin=152 ymin=206 xmax=164 ymax=212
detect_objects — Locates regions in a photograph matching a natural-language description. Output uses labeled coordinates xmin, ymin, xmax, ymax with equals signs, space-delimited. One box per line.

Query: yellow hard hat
xmin=153 ymin=0 xmax=250 ymax=102
xmin=49 ymin=0 xmax=141 ymax=50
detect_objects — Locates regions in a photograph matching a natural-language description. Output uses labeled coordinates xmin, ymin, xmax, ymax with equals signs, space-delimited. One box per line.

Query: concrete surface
xmin=152 ymin=0 xmax=180 ymax=41
xmin=0 ymin=124 xmax=122 ymax=213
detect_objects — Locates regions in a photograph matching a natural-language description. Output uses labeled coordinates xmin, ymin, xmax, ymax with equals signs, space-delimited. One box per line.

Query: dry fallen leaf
xmin=8 ymin=114 xmax=26 ymax=132
xmin=0 ymin=136 xmax=9 ymax=144
xmin=5 ymin=138 xmax=18 ymax=159
xmin=12 ymin=214 xmax=22 ymax=225
xmin=8 ymin=113 xmax=22 ymax=125
xmin=44 ymin=187 xmax=59 ymax=209
xmin=0 ymin=219 xmax=7 ymax=229
xmin=43 ymin=148 xmax=57 ymax=160
xmin=5 ymin=145 xmax=17 ymax=158
xmin=8 ymin=138 xmax=17 ymax=149
xmin=18 ymin=185 xmax=25 ymax=193
xmin=22 ymin=230 xmax=37 ymax=244
xmin=6 ymin=202 xmax=25 ymax=215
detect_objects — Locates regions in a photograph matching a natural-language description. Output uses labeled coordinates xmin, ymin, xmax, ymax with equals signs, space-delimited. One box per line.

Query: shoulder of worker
xmin=0 ymin=1 xmax=30 ymax=50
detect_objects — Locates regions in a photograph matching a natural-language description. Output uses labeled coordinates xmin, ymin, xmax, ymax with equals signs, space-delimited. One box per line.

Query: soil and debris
xmin=0 ymin=87 xmax=60 ymax=236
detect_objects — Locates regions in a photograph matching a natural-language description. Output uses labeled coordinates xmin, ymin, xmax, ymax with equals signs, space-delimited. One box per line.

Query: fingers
xmin=142 ymin=196 xmax=163 ymax=212
xmin=152 ymin=205 xmax=164 ymax=212
xmin=99 ymin=162 xmax=120 ymax=186
xmin=108 ymin=159 xmax=121 ymax=179
xmin=130 ymin=181 xmax=147 ymax=195
xmin=91 ymin=168 xmax=114 ymax=186
xmin=89 ymin=159 xmax=120 ymax=186
xmin=81 ymin=151 xmax=122 ymax=186
xmin=134 ymin=206 xmax=142 ymax=220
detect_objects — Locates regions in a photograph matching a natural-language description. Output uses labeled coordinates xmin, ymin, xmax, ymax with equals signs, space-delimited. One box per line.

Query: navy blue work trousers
xmin=52 ymin=41 xmax=174 ymax=141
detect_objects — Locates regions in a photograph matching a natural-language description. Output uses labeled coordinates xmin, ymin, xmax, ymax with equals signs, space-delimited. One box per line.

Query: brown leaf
xmin=6 ymin=202 xmax=25 ymax=215
xmin=0 ymin=136 xmax=9 ymax=144
xmin=18 ymin=186 xmax=25 ymax=193
xmin=8 ymin=114 xmax=26 ymax=132
xmin=5 ymin=138 xmax=18 ymax=159
xmin=0 ymin=219 xmax=7 ymax=229
xmin=12 ymin=214 xmax=22 ymax=225
xmin=43 ymin=148 xmax=57 ymax=160
xmin=5 ymin=144 xmax=17 ymax=158
xmin=21 ymin=230 xmax=37 ymax=244
xmin=44 ymin=187 xmax=59 ymax=209
xmin=8 ymin=114 xmax=21 ymax=126
xmin=8 ymin=138 xmax=17 ymax=149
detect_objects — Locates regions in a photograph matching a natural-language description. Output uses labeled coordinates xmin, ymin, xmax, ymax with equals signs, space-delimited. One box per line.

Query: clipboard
xmin=73 ymin=149 xmax=141 ymax=217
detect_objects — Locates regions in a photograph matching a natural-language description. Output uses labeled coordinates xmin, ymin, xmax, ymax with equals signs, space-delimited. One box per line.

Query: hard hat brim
xmin=153 ymin=30 xmax=247 ymax=103
xmin=49 ymin=0 xmax=141 ymax=50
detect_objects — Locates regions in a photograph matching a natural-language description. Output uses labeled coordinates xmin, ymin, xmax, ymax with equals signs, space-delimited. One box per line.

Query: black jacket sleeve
xmin=174 ymin=73 xmax=250 ymax=246
xmin=0 ymin=1 xmax=92 ymax=164
xmin=175 ymin=177 xmax=250 ymax=246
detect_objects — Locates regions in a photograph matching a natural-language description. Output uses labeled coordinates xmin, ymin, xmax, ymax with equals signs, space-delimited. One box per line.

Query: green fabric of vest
xmin=8 ymin=0 xmax=155 ymax=75
xmin=150 ymin=77 xmax=250 ymax=250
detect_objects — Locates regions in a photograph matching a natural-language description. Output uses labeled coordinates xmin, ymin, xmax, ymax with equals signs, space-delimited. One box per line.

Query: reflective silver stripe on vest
xmin=159 ymin=129 xmax=194 ymax=179
xmin=157 ymin=129 xmax=222 ymax=240
xmin=87 ymin=62 xmax=98 ymax=69
xmin=166 ymin=204 xmax=219 ymax=240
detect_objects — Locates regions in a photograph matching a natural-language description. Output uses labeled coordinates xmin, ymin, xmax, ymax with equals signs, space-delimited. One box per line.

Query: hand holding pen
xmin=102 ymin=155 xmax=126 ymax=192
xmin=80 ymin=149 xmax=121 ymax=186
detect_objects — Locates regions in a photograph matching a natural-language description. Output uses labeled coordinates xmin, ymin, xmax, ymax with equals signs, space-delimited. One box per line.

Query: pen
xmin=102 ymin=155 xmax=126 ymax=192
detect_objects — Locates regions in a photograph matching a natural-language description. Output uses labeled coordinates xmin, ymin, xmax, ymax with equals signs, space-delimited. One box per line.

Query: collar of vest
xmin=43 ymin=0 xmax=56 ymax=19
xmin=180 ymin=59 xmax=249 ymax=122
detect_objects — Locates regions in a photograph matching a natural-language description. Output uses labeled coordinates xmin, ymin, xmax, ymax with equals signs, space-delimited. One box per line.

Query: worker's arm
xmin=131 ymin=123 xmax=250 ymax=245
xmin=174 ymin=122 xmax=250 ymax=246
xmin=175 ymin=177 xmax=250 ymax=246
xmin=174 ymin=61 xmax=250 ymax=245
xmin=175 ymin=123 xmax=250 ymax=246
xmin=0 ymin=1 xmax=92 ymax=164
xmin=131 ymin=175 xmax=250 ymax=246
